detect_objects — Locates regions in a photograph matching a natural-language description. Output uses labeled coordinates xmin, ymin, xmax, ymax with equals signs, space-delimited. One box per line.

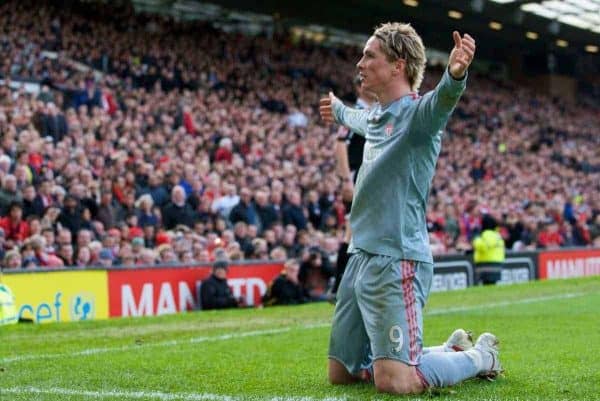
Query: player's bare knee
xmin=328 ymin=360 xmax=354 ymax=385
xmin=328 ymin=369 xmax=344 ymax=385
xmin=328 ymin=374 xmax=348 ymax=385
xmin=374 ymin=370 xmax=424 ymax=395
xmin=402 ymin=378 xmax=425 ymax=395
xmin=376 ymin=379 xmax=422 ymax=395
xmin=328 ymin=370 xmax=356 ymax=385
xmin=374 ymin=375 xmax=394 ymax=393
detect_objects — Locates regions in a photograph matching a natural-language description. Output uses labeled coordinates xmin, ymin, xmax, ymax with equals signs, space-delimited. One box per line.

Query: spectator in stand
xmin=2 ymin=249 xmax=22 ymax=269
xmin=41 ymin=102 xmax=68 ymax=143
xmin=269 ymin=191 xmax=284 ymax=223
xmin=270 ymin=246 xmax=288 ymax=261
xmin=262 ymin=259 xmax=307 ymax=306
xmin=250 ymin=238 xmax=270 ymax=260
xmin=226 ymin=241 xmax=243 ymax=260
xmin=0 ymin=175 xmax=22 ymax=215
xmin=157 ymin=243 xmax=178 ymax=264
xmin=537 ymin=221 xmax=564 ymax=249
xmin=37 ymin=180 xmax=54 ymax=210
xmin=104 ymin=228 xmax=122 ymax=255
xmin=254 ymin=189 xmax=279 ymax=233
xmin=58 ymin=195 xmax=84 ymax=237
xmin=131 ymin=236 xmax=145 ymax=260
xmin=86 ymin=241 xmax=100 ymax=263
xmin=564 ymin=217 xmax=591 ymax=247
xmin=97 ymin=248 xmax=114 ymax=268
xmin=32 ymin=234 xmax=63 ymax=268
xmin=232 ymin=221 xmax=253 ymax=257
xmin=200 ymin=259 xmax=242 ymax=310
xmin=0 ymin=154 xmax=10 ymax=174
xmin=306 ymin=190 xmax=323 ymax=230
xmin=195 ymin=248 xmax=211 ymax=264
xmin=229 ymin=187 xmax=258 ymax=226
xmin=135 ymin=194 xmax=159 ymax=228
xmin=282 ymin=190 xmax=307 ymax=230
xmin=96 ymin=191 xmax=120 ymax=230
xmin=117 ymin=243 xmax=136 ymax=266
xmin=57 ymin=243 xmax=75 ymax=267
xmin=162 ymin=185 xmax=196 ymax=230
xmin=214 ymin=138 xmax=233 ymax=164
xmin=143 ymin=172 xmax=170 ymax=208
xmin=182 ymin=105 xmax=198 ymax=135
xmin=20 ymin=241 xmax=39 ymax=268
xmin=55 ymin=227 xmax=72 ymax=248
xmin=22 ymin=185 xmax=45 ymax=219
xmin=134 ymin=247 xmax=154 ymax=265
xmin=0 ymin=202 xmax=30 ymax=249
xmin=73 ymin=79 xmax=101 ymax=109
xmin=143 ymin=225 xmax=157 ymax=248
xmin=211 ymin=183 xmax=239 ymax=220
xmin=246 ymin=224 xmax=258 ymax=242
xmin=76 ymin=229 xmax=93 ymax=252
xmin=32 ymin=231 xmax=57 ymax=267
xmin=75 ymin=245 xmax=92 ymax=267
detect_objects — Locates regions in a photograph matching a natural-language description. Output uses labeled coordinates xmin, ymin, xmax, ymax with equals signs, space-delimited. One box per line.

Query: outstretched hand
xmin=448 ymin=31 xmax=476 ymax=79
xmin=319 ymin=92 xmax=338 ymax=124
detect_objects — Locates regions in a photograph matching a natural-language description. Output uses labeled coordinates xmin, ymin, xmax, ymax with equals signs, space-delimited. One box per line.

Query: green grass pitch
xmin=2 ymin=276 xmax=599 ymax=401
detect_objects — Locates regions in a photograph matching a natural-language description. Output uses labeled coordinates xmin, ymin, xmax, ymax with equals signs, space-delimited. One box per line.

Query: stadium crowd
xmin=0 ymin=0 xmax=599 ymax=283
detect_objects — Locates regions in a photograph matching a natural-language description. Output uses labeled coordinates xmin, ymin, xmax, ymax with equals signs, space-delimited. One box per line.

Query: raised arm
xmin=320 ymin=92 xmax=368 ymax=136
xmin=412 ymin=32 xmax=475 ymax=135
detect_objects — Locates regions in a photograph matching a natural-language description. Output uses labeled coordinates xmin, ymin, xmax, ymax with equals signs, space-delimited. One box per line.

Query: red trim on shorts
xmin=401 ymin=260 xmax=419 ymax=364
xmin=415 ymin=367 xmax=430 ymax=389
xmin=401 ymin=261 xmax=411 ymax=361
xmin=408 ymin=261 xmax=419 ymax=362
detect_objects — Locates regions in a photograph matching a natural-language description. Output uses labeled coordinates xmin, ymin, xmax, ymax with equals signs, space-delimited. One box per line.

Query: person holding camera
xmin=262 ymin=259 xmax=307 ymax=306
xmin=299 ymin=247 xmax=335 ymax=302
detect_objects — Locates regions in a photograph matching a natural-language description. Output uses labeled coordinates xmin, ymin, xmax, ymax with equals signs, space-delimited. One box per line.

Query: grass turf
xmin=1 ymin=276 xmax=599 ymax=400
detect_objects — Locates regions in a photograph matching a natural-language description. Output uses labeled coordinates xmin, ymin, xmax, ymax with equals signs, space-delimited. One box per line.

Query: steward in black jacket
xmin=200 ymin=260 xmax=240 ymax=310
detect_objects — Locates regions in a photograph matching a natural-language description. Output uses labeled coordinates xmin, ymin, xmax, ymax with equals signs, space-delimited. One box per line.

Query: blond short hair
xmin=373 ymin=22 xmax=427 ymax=91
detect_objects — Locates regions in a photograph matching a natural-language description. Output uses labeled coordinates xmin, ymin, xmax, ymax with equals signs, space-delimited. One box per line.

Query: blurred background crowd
xmin=1 ymin=0 xmax=598 ymax=281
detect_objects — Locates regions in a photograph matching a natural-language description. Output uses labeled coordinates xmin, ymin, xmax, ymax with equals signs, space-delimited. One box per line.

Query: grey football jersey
xmin=332 ymin=69 xmax=466 ymax=263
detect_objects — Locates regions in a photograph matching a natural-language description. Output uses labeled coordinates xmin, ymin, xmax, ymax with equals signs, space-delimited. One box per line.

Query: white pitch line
xmin=0 ymin=386 xmax=352 ymax=401
xmin=2 ymin=291 xmax=590 ymax=365
xmin=7 ymin=317 xmax=281 ymax=343
xmin=426 ymin=292 xmax=587 ymax=315
xmin=1 ymin=323 xmax=330 ymax=364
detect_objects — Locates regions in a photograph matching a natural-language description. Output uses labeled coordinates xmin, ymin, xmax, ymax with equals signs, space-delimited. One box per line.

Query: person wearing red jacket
xmin=0 ymin=202 xmax=30 ymax=248
xmin=182 ymin=105 xmax=197 ymax=135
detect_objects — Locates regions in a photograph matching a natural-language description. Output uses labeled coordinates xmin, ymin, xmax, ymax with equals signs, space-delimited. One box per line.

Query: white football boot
xmin=445 ymin=328 xmax=474 ymax=352
xmin=474 ymin=332 xmax=503 ymax=380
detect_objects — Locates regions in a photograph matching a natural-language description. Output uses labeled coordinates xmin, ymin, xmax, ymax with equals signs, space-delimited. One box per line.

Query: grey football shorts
xmin=328 ymin=250 xmax=433 ymax=375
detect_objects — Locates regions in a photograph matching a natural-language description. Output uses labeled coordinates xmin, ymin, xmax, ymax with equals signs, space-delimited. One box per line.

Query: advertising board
xmin=432 ymin=258 xmax=472 ymax=292
xmin=538 ymin=249 xmax=600 ymax=279
xmin=108 ymin=263 xmax=283 ymax=317
xmin=3 ymin=270 xmax=109 ymax=323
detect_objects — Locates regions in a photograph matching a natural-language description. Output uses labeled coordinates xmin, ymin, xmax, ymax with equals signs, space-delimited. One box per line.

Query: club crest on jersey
xmin=385 ymin=123 xmax=394 ymax=137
